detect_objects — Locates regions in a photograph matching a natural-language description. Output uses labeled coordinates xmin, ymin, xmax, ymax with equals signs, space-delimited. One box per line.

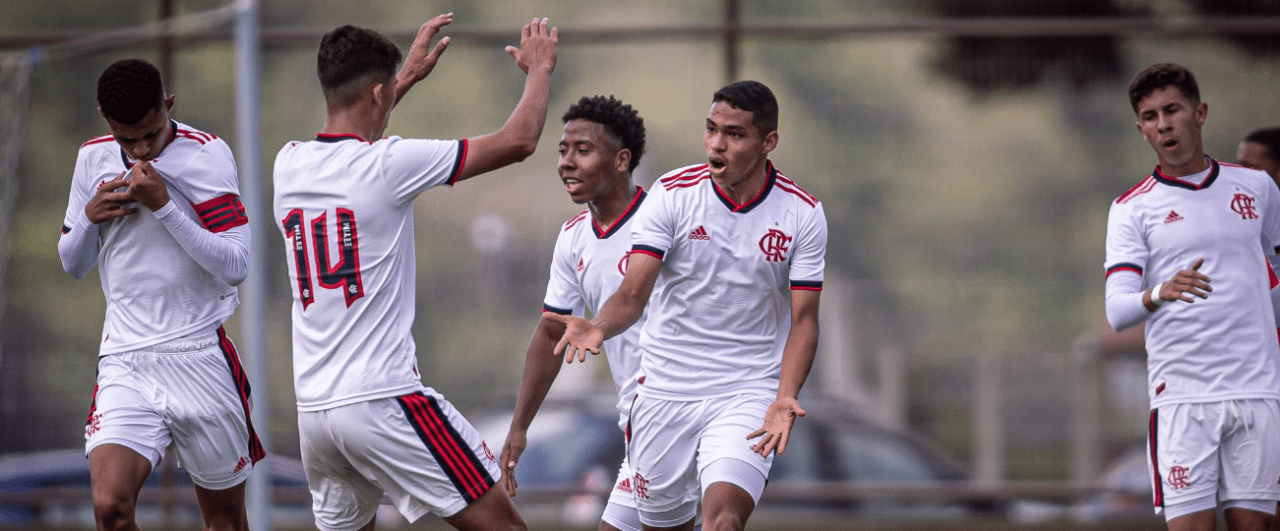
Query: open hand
xmin=400 ymin=13 xmax=453 ymax=86
xmin=505 ymin=18 xmax=558 ymax=75
xmin=1159 ymin=258 xmax=1212 ymax=303
xmin=747 ymin=397 xmax=806 ymax=458
xmin=541 ymin=312 xmax=602 ymax=363
xmin=499 ymin=430 xmax=526 ymax=496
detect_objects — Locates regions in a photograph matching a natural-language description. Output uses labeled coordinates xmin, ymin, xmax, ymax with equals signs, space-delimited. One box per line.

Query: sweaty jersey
xmin=542 ymin=188 xmax=649 ymax=428
xmin=1104 ymin=158 xmax=1280 ymax=408
xmin=61 ymin=121 xmax=247 ymax=355
xmin=631 ymin=162 xmax=827 ymax=400
xmin=272 ymin=134 xmax=466 ymax=412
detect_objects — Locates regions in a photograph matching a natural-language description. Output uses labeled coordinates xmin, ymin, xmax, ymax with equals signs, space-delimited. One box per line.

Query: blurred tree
xmin=916 ymin=0 xmax=1147 ymax=93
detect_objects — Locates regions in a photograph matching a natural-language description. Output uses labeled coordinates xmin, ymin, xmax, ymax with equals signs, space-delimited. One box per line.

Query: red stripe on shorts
xmin=217 ymin=327 xmax=266 ymax=463
xmin=1149 ymin=409 xmax=1162 ymax=508
xmin=396 ymin=393 xmax=493 ymax=503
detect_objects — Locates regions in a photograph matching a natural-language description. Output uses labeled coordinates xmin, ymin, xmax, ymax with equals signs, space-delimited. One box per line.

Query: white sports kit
xmin=541 ymin=189 xmax=650 ymax=530
xmin=274 ymin=134 xmax=500 ymax=529
xmin=61 ymin=122 xmax=263 ymax=487
xmin=1104 ymin=158 xmax=1280 ymax=517
xmin=626 ymin=162 xmax=827 ymax=525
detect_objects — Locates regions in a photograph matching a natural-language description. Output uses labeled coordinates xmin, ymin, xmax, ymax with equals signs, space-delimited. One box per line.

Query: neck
xmin=322 ymin=108 xmax=377 ymax=141
xmin=587 ymin=179 xmax=639 ymax=228
xmin=1159 ymin=152 xmax=1210 ymax=178
xmin=715 ymin=160 xmax=769 ymax=205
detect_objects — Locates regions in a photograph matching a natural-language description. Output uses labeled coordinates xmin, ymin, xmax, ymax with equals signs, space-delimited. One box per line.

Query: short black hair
xmin=562 ymin=96 xmax=647 ymax=172
xmin=1128 ymin=63 xmax=1200 ymax=114
xmin=712 ymin=80 xmax=778 ymax=135
xmin=317 ymin=25 xmax=402 ymax=108
xmin=1245 ymin=127 xmax=1280 ymax=164
xmin=96 ymin=58 xmax=165 ymax=125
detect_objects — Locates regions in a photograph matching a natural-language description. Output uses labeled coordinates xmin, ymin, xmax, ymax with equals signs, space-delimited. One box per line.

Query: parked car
xmin=1071 ymin=442 xmax=1164 ymax=526
xmin=472 ymin=393 xmax=996 ymax=527
xmin=0 ymin=449 xmax=314 ymax=529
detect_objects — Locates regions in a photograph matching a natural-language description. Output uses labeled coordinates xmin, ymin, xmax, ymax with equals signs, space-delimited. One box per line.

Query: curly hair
xmin=96 ymin=58 xmax=165 ymax=125
xmin=713 ymin=80 xmax=778 ymax=136
xmin=1244 ymin=127 xmax=1280 ymax=163
xmin=562 ymin=95 xmax=647 ymax=172
xmin=1128 ymin=63 xmax=1200 ymax=114
xmin=317 ymin=25 xmax=402 ymax=108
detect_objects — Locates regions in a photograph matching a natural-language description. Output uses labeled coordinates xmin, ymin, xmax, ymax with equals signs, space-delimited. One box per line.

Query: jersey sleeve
xmin=171 ymin=138 xmax=249 ymax=233
xmin=62 ymin=147 xmax=98 ymax=233
xmin=789 ymin=201 xmax=827 ymax=290
xmin=379 ymin=137 xmax=466 ymax=204
xmin=630 ymin=181 xmax=676 ymax=260
xmin=542 ymin=227 xmax=585 ymax=317
xmin=1103 ymin=200 xmax=1148 ymax=281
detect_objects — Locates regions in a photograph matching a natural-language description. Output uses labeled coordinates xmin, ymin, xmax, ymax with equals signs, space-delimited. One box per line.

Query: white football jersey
xmin=630 ymin=162 xmax=827 ymax=400
xmin=1105 ymin=158 xmax=1280 ymax=408
xmin=61 ymin=121 xmax=246 ymax=355
xmin=273 ymin=134 xmax=465 ymax=412
xmin=542 ymin=189 xmax=650 ymax=428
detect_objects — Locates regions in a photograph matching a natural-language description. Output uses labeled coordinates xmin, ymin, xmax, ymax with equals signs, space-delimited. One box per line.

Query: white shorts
xmin=628 ymin=393 xmax=773 ymax=527
xmin=1148 ymin=399 xmax=1280 ymax=517
xmin=84 ymin=328 xmax=264 ymax=490
xmin=602 ymin=454 xmax=641 ymax=531
xmin=298 ymin=389 xmax=501 ymax=531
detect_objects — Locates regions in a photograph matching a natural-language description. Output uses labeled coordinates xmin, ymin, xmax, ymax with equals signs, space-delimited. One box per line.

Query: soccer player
xmin=271 ymin=14 xmax=556 ymax=531
xmin=1237 ymin=127 xmax=1280 ymax=184
xmin=498 ymin=95 xmax=659 ymax=531
xmin=57 ymin=58 xmax=262 ymax=531
xmin=1103 ymin=63 xmax=1280 ymax=531
xmin=546 ymin=80 xmax=827 ymax=531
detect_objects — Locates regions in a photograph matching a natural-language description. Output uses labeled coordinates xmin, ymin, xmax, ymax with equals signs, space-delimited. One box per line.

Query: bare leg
xmin=442 ymin=484 xmax=527 ymax=531
xmin=698 ymin=482 xmax=754 ymax=531
xmin=193 ymin=480 xmax=249 ymax=531
xmin=1225 ymin=506 xmax=1273 ymax=531
xmin=90 ymin=444 xmax=153 ymax=531
xmin=1167 ymin=508 xmax=1217 ymax=531
xmin=641 ymin=521 xmax=695 ymax=531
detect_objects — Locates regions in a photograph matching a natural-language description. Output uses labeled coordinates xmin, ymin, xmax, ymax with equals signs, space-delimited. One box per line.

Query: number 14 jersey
xmin=273 ymin=134 xmax=465 ymax=412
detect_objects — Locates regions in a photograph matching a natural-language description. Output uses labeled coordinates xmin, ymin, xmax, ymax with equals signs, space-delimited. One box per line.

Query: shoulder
xmin=80 ymin=134 xmax=115 ymax=149
xmin=772 ymin=167 xmax=820 ymax=209
xmin=75 ymin=135 xmax=120 ymax=169
xmin=167 ymin=122 xmax=233 ymax=163
xmin=561 ymin=210 xmax=590 ymax=232
xmin=1114 ymin=175 xmax=1157 ymax=205
xmin=655 ymin=164 xmax=710 ymax=191
xmin=1218 ymin=160 xmax=1272 ymax=185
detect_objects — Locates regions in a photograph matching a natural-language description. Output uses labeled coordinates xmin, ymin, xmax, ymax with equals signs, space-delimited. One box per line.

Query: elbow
xmin=510 ymin=138 xmax=538 ymax=162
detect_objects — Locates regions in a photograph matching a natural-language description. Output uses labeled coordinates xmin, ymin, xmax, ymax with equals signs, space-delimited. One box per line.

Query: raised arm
xmin=454 ymin=18 xmax=558 ymax=182
xmin=393 ymin=13 xmax=453 ymax=106
xmin=500 ymin=314 xmax=566 ymax=496
xmin=543 ymin=252 xmax=661 ymax=362
xmin=748 ymin=288 xmax=820 ymax=457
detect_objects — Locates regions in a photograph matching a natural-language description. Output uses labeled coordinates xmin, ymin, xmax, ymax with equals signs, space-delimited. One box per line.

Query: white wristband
xmin=1150 ymin=282 xmax=1166 ymax=306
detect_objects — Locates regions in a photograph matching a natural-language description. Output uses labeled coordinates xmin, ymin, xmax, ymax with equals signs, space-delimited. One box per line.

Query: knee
xmin=92 ymin=493 xmax=136 ymax=531
xmin=706 ymin=512 xmax=745 ymax=531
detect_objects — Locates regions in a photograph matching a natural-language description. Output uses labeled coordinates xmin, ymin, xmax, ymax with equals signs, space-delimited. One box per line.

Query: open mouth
xmin=708 ymin=160 xmax=726 ymax=170
xmin=1161 ymin=139 xmax=1178 ymax=149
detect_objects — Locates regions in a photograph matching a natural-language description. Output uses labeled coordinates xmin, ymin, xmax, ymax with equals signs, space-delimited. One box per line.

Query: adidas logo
xmin=1164 ymin=210 xmax=1184 ymax=224
xmin=689 ymin=226 xmax=710 ymax=240
xmin=577 ymin=258 xmax=585 ymax=272
xmin=233 ymin=456 xmax=249 ymax=474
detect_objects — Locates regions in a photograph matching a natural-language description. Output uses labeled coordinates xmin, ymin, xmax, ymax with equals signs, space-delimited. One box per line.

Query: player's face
xmin=1237 ymin=140 xmax=1280 ymax=180
xmin=705 ymin=101 xmax=776 ymax=186
xmin=103 ymin=94 xmax=175 ymax=161
xmin=1134 ymin=85 xmax=1208 ymax=176
xmin=558 ymin=119 xmax=627 ymax=204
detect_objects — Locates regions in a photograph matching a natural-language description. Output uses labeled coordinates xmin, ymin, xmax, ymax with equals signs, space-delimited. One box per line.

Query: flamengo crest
xmin=1231 ymin=193 xmax=1258 ymax=220
xmin=759 ymin=228 xmax=792 ymax=262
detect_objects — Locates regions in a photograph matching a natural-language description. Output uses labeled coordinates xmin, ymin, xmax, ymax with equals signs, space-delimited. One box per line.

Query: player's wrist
xmin=1149 ymin=282 xmax=1167 ymax=306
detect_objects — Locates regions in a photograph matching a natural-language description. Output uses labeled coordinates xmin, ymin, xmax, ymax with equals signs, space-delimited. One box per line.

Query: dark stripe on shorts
xmin=1149 ymin=409 xmax=1162 ymax=508
xmin=396 ymin=392 xmax=494 ymax=503
xmin=216 ymin=327 xmax=266 ymax=463
xmin=85 ymin=380 xmax=99 ymax=426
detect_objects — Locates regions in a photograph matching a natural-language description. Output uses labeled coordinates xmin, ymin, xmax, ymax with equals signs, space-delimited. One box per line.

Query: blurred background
xmin=4 ymin=0 xmax=1280 ymax=529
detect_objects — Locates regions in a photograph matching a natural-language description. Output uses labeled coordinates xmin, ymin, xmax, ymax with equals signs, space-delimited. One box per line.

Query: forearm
xmin=500 ymin=66 xmax=554 ymax=157
xmin=1105 ymin=271 xmax=1153 ymax=331
xmin=58 ymin=209 xmax=100 ymax=279
xmin=776 ymin=318 xmax=819 ymax=401
xmin=590 ymin=292 xmax=645 ymax=341
xmin=510 ymin=318 xmax=566 ymax=432
xmin=154 ymin=202 xmax=250 ymax=285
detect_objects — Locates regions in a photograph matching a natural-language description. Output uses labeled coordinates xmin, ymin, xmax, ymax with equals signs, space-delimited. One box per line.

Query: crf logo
xmin=617 ymin=252 xmax=631 ymax=276
xmin=1231 ymin=193 xmax=1258 ymax=219
xmin=483 ymin=441 xmax=495 ymax=462
xmin=1168 ymin=466 xmax=1191 ymax=490
xmin=759 ymin=229 xmax=792 ymax=262
xmin=633 ymin=472 xmax=650 ymax=500
xmin=86 ymin=414 xmax=102 ymax=437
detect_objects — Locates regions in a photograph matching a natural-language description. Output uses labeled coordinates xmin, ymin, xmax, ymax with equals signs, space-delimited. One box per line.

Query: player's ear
xmin=615 ymin=148 xmax=631 ymax=173
xmin=163 ymin=94 xmax=175 ymax=113
xmin=97 ymin=107 xmax=106 ymax=119
xmin=1196 ymin=101 xmax=1208 ymax=126
xmin=370 ymin=81 xmax=387 ymax=107
xmin=761 ymin=130 xmax=778 ymax=155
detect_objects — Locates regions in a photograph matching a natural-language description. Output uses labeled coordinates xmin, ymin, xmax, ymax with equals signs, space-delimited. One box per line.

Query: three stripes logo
xmin=1164 ymin=210 xmax=1183 ymax=224
xmin=688 ymin=225 xmax=711 ymax=240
